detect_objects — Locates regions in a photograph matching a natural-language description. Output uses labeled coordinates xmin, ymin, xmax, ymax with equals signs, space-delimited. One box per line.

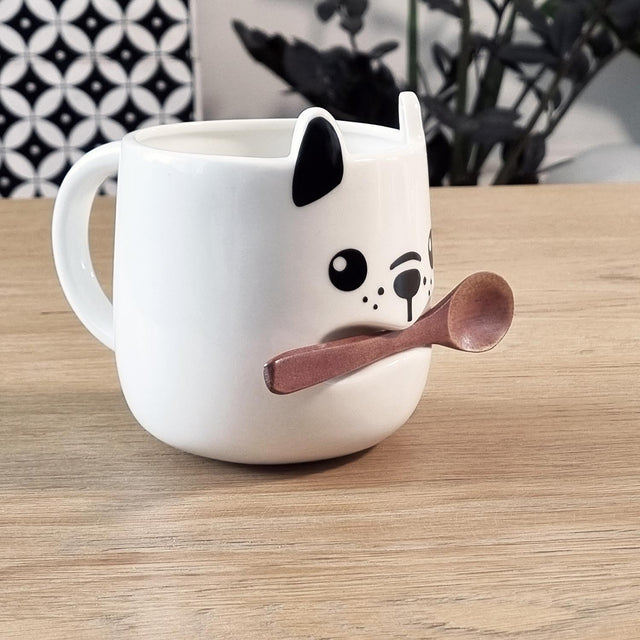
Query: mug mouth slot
xmin=320 ymin=325 xmax=388 ymax=343
xmin=132 ymin=119 xmax=402 ymax=159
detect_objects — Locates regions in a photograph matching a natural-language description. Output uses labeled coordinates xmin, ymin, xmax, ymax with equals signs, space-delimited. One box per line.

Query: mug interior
xmin=133 ymin=119 xmax=402 ymax=159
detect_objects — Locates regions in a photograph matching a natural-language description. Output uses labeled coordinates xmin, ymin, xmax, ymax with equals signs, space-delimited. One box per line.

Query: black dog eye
xmin=329 ymin=249 xmax=367 ymax=291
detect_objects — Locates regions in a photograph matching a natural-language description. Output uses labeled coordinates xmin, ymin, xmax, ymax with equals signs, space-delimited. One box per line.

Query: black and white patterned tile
xmin=0 ymin=0 xmax=198 ymax=198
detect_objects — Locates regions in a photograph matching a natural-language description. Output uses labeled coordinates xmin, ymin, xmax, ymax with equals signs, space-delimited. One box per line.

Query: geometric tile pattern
xmin=0 ymin=0 xmax=197 ymax=197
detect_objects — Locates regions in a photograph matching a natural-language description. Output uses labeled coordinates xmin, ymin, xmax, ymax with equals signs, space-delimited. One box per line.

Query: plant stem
xmin=451 ymin=0 xmax=472 ymax=184
xmin=493 ymin=16 xmax=601 ymax=185
xmin=418 ymin=63 xmax=431 ymax=96
xmin=471 ymin=3 xmax=513 ymax=115
xmin=511 ymin=66 xmax=546 ymax=112
xmin=407 ymin=0 xmax=419 ymax=93
xmin=470 ymin=2 xmax=517 ymax=177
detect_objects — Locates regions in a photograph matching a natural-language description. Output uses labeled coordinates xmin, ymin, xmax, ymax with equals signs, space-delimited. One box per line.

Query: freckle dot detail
xmin=373 ymin=304 xmax=378 ymax=310
xmin=362 ymin=296 xmax=368 ymax=303
xmin=378 ymin=287 xmax=384 ymax=295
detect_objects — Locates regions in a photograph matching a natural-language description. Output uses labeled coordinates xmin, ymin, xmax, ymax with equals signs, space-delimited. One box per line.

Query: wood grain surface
xmin=1 ymin=185 xmax=639 ymax=639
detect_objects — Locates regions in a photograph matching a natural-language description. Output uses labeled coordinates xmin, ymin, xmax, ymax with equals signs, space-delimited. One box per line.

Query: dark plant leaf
xmin=607 ymin=0 xmax=640 ymax=38
xmin=501 ymin=132 xmax=546 ymax=183
xmin=549 ymin=1 xmax=585 ymax=56
xmin=552 ymin=85 xmax=562 ymax=108
xmin=340 ymin=14 xmax=364 ymax=35
xmin=499 ymin=42 xmax=559 ymax=65
xmin=468 ymin=108 xmax=522 ymax=144
xmin=421 ymin=95 xmax=462 ymax=129
xmin=501 ymin=136 xmax=518 ymax=162
xmin=540 ymin=0 xmax=557 ymax=14
xmin=506 ymin=172 xmax=540 ymax=184
xmin=520 ymin=74 xmax=544 ymax=106
xmin=316 ymin=0 xmax=338 ymax=21
xmin=517 ymin=66 xmax=563 ymax=108
xmin=426 ymin=129 xmax=452 ymax=186
xmin=588 ymin=28 xmax=616 ymax=58
xmin=343 ymin=0 xmax=369 ymax=18
xmin=472 ymin=30 xmax=512 ymax=120
xmin=283 ymin=41 xmax=327 ymax=95
xmin=549 ymin=87 xmax=562 ymax=109
xmin=369 ymin=40 xmax=399 ymax=59
xmin=567 ymin=48 xmax=591 ymax=81
xmin=421 ymin=0 xmax=461 ymax=18
xmin=432 ymin=42 xmax=453 ymax=78
xmin=481 ymin=0 xmax=502 ymax=15
xmin=517 ymin=0 xmax=552 ymax=41
xmin=234 ymin=21 xmax=400 ymax=127
xmin=496 ymin=54 xmax=523 ymax=74
xmin=628 ymin=36 xmax=640 ymax=57
xmin=233 ymin=20 xmax=289 ymax=79
xmin=470 ymin=124 xmax=513 ymax=145
xmin=313 ymin=46 xmax=400 ymax=126
xmin=520 ymin=133 xmax=546 ymax=174
xmin=470 ymin=32 xmax=495 ymax=54
xmin=542 ymin=0 xmax=606 ymax=21
xmin=476 ymin=107 xmax=521 ymax=124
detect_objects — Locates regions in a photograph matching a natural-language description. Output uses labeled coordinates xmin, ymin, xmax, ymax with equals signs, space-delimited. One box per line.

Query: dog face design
xmin=326 ymin=233 xmax=434 ymax=324
xmin=285 ymin=93 xmax=433 ymax=340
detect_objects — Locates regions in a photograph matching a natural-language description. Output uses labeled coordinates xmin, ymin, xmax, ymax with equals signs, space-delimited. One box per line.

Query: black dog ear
xmin=292 ymin=116 xmax=344 ymax=207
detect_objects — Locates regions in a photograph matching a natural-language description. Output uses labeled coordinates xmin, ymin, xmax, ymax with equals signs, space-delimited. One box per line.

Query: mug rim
xmin=126 ymin=116 xmax=410 ymax=162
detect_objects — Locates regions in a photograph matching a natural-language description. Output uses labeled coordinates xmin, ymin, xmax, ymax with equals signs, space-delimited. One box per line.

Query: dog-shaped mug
xmin=52 ymin=92 xmax=433 ymax=463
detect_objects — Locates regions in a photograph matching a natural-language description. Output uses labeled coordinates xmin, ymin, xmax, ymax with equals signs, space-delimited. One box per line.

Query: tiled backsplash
xmin=0 ymin=0 xmax=198 ymax=198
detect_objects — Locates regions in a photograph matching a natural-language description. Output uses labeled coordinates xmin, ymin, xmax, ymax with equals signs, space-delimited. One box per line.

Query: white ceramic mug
xmin=52 ymin=91 xmax=434 ymax=464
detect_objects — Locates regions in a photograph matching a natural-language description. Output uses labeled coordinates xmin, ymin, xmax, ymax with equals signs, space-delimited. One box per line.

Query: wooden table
xmin=1 ymin=185 xmax=639 ymax=639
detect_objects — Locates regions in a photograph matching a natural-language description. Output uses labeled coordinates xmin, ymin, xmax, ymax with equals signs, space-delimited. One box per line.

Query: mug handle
xmin=52 ymin=141 xmax=120 ymax=351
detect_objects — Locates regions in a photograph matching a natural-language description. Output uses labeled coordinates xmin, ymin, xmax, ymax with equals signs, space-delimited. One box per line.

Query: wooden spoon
xmin=264 ymin=271 xmax=514 ymax=395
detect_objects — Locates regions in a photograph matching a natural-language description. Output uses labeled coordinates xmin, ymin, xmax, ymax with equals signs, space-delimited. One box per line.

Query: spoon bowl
xmin=446 ymin=271 xmax=515 ymax=352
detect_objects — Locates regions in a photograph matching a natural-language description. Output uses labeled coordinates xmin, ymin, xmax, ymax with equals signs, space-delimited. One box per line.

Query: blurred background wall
xmin=193 ymin=0 xmax=640 ymax=170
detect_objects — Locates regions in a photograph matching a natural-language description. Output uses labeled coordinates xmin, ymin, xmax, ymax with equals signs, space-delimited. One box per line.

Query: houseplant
xmin=233 ymin=0 xmax=640 ymax=185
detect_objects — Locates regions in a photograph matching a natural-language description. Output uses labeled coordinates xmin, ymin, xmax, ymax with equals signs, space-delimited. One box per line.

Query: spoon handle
xmin=263 ymin=320 xmax=431 ymax=395
xmin=264 ymin=287 xmax=456 ymax=395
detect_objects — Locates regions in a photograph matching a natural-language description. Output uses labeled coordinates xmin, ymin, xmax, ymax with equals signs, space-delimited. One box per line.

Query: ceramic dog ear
xmin=291 ymin=109 xmax=344 ymax=207
xmin=290 ymin=93 xmax=425 ymax=207
xmin=398 ymin=91 xmax=426 ymax=147
xmin=398 ymin=91 xmax=430 ymax=186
